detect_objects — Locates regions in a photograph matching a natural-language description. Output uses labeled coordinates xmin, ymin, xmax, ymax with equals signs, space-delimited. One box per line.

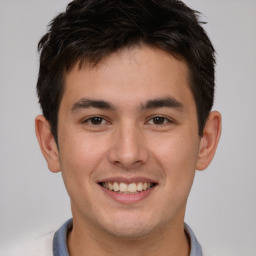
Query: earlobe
xmin=35 ymin=115 xmax=61 ymax=173
xmin=196 ymin=111 xmax=222 ymax=171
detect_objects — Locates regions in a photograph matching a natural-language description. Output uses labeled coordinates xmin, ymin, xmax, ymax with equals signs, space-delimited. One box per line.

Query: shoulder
xmin=25 ymin=231 xmax=54 ymax=256
xmin=2 ymin=231 xmax=54 ymax=256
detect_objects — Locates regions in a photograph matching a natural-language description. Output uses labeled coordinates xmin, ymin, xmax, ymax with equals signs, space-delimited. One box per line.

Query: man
xmin=35 ymin=0 xmax=221 ymax=255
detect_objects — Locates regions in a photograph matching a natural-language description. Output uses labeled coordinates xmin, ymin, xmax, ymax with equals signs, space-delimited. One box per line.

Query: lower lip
xmin=99 ymin=185 xmax=156 ymax=204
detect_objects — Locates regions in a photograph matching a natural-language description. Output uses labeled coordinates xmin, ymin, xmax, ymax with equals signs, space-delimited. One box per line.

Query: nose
xmin=108 ymin=121 xmax=149 ymax=170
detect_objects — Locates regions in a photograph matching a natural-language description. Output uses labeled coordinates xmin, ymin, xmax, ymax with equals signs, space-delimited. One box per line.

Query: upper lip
xmin=98 ymin=176 xmax=158 ymax=184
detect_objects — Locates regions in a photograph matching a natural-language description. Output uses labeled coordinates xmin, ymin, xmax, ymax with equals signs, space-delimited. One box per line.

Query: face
xmin=56 ymin=45 xmax=202 ymax=238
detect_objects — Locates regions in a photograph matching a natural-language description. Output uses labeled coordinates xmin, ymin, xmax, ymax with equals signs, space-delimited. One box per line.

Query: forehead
xmin=61 ymin=45 xmax=195 ymax=111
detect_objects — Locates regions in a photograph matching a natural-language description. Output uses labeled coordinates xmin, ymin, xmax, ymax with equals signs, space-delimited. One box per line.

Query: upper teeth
xmin=102 ymin=182 xmax=152 ymax=193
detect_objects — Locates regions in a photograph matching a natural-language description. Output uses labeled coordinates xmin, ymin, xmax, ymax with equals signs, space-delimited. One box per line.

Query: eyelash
xmin=82 ymin=115 xmax=174 ymax=126
xmin=147 ymin=116 xmax=173 ymax=125
xmin=82 ymin=116 xmax=109 ymax=126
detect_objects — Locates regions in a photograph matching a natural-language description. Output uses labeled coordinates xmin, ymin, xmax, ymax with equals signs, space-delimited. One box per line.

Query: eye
xmin=147 ymin=116 xmax=172 ymax=125
xmin=83 ymin=116 xmax=107 ymax=126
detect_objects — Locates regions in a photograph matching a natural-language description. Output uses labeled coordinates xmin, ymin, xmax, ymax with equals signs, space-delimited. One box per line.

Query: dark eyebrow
xmin=140 ymin=97 xmax=184 ymax=111
xmin=71 ymin=98 xmax=115 ymax=111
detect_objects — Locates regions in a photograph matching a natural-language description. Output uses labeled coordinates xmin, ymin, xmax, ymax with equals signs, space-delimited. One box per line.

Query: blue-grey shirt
xmin=53 ymin=219 xmax=202 ymax=256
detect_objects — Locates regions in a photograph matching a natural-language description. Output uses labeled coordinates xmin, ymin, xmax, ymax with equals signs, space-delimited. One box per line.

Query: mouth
xmin=99 ymin=182 xmax=156 ymax=194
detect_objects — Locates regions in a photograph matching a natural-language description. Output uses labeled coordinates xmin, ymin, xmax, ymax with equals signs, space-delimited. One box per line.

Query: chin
xmin=99 ymin=213 xmax=158 ymax=240
xmin=105 ymin=223 xmax=155 ymax=240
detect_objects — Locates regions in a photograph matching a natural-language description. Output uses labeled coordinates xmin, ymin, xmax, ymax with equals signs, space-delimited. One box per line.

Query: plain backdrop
xmin=0 ymin=0 xmax=255 ymax=255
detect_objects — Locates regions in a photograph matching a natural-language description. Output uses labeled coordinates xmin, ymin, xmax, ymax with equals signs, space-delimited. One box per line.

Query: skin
xmin=36 ymin=45 xmax=221 ymax=256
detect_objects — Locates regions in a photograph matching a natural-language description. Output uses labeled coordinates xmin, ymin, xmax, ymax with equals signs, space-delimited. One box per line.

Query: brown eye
xmin=152 ymin=116 xmax=166 ymax=124
xmin=90 ymin=117 xmax=103 ymax=125
xmin=83 ymin=116 xmax=107 ymax=125
xmin=148 ymin=116 xmax=171 ymax=125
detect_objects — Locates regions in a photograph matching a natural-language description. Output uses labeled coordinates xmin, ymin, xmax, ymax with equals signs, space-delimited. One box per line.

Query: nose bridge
xmin=108 ymin=119 xmax=148 ymax=168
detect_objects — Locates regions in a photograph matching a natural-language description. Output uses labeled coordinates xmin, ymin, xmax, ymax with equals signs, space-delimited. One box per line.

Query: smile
xmin=100 ymin=182 xmax=155 ymax=194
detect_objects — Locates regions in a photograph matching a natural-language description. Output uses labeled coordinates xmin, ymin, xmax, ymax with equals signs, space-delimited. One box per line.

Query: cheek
xmin=151 ymin=132 xmax=199 ymax=191
xmin=58 ymin=131 xmax=109 ymax=193
xmin=153 ymin=131 xmax=199 ymax=166
xmin=60 ymin=129 xmax=108 ymax=168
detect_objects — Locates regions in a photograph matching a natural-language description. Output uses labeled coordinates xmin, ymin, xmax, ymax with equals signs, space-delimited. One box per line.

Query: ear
xmin=196 ymin=111 xmax=222 ymax=170
xmin=35 ymin=115 xmax=61 ymax=173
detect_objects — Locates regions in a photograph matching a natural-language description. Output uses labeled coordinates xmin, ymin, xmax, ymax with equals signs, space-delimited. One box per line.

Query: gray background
xmin=0 ymin=0 xmax=255 ymax=255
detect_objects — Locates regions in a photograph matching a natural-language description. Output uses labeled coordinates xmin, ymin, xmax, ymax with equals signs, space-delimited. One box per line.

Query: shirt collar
xmin=53 ymin=219 xmax=72 ymax=256
xmin=53 ymin=219 xmax=202 ymax=256
xmin=185 ymin=223 xmax=203 ymax=256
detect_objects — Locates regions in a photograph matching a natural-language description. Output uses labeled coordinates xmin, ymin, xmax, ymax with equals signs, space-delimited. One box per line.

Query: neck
xmin=67 ymin=216 xmax=190 ymax=256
